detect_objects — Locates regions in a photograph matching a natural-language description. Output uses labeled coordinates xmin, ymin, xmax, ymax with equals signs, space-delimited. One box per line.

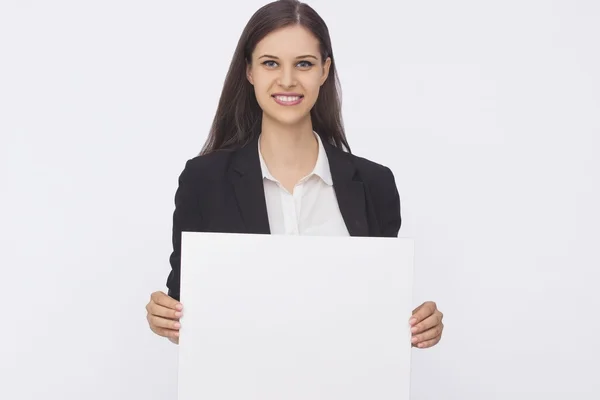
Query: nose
xmin=277 ymin=65 xmax=296 ymax=88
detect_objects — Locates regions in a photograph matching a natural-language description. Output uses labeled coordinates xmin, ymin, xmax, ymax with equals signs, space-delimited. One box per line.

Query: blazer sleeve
xmin=379 ymin=166 xmax=402 ymax=237
xmin=166 ymin=160 xmax=203 ymax=301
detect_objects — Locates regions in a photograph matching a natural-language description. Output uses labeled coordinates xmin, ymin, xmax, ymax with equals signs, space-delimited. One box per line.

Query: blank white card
xmin=178 ymin=232 xmax=414 ymax=400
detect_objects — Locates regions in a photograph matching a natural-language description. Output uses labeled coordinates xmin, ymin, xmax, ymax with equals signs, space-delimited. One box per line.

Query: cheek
xmin=255 ymin=93 xmax=274 ymax=112
xmin=300 ymin=77 xmax=322 ymax=104
xmin=251 ymin=83 xmax=271 ymax=106
xmin=251 ymin=74 xmax=273 ymax=98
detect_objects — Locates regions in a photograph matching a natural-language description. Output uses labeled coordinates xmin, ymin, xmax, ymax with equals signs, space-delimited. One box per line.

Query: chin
xmin=264 ymin=109 xmax=311 ymax=127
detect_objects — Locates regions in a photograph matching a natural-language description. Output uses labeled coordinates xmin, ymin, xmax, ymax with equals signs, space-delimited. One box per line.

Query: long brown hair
xmin=200 ymin=0 xmax=351 ymax=155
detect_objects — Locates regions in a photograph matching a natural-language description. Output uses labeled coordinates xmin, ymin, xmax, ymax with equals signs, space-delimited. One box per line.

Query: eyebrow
xmin=258 ymin=54 xmax=318 ymax=60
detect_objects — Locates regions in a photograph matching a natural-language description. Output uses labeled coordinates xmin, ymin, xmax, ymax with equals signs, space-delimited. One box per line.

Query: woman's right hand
xmin=146 ymin=291 xmax=183 ymax=344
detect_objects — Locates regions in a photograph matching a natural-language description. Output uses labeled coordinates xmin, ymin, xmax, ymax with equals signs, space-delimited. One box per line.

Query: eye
xmin=297 ymin=60 xmax=314 ymax=68
xmin=262 ymin=60 xmax=278 ymax=68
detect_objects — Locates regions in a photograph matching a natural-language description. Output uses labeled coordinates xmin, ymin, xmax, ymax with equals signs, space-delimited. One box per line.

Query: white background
xmin=1 ymin=0 xmax=599 ymax=399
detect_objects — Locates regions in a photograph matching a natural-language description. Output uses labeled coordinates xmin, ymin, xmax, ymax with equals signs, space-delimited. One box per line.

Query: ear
xmin=320 ymin=57 xmax=331 ymax=86
xmin=246 ymin=62 xmax=254 ymax=85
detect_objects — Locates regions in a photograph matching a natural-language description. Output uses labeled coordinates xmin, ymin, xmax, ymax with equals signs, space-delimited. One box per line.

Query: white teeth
xmin=275 ymin=95 xmax=301 ymax=102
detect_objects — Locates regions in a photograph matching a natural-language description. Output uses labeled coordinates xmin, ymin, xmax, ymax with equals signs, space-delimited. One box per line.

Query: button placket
xmin=290 ymin=183 xmax=304 ymax=235
xmin=278 ymin=184 xmax=296 ymax=235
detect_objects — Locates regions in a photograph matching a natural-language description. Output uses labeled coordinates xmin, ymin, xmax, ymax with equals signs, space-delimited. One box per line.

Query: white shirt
xmin=258 ymin=133 xmax=350 ymax=236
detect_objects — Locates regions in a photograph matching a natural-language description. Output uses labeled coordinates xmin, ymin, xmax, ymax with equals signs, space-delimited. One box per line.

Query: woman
xmin=146 ymin=0 xmax=444 ymax=349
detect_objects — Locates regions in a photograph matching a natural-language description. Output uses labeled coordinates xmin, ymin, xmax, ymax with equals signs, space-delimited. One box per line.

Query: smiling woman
xmin=200 ymin=0 xmax=347 ymax=154
xmin=248 ymin=26 xmax=331 ymax=136
xmin=247 ymin=26 xmax=330 ymax=134
xmin=145 ymin=0 xmax=444 ymax=349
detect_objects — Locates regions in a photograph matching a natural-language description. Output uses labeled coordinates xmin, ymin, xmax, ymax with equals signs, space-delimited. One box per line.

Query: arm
xmin=374 ymin=166 xmax=444 ymax=348
xmin=379 ymin=166 xmax=402 ymax=237
xmin=166 ymin=159 xmax=203 ymax=301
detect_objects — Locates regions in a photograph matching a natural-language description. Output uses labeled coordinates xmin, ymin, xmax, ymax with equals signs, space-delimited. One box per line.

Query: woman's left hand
xmin=409 ymin=301 xmax=444 ymax=348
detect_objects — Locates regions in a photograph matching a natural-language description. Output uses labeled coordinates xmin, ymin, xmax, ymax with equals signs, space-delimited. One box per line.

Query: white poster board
xmin=178 ymin=232 xmax=415 ymax=400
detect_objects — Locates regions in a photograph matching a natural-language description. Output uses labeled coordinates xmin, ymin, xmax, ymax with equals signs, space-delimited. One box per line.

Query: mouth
xmin=271 ymin=93 xmax=304 ymax=106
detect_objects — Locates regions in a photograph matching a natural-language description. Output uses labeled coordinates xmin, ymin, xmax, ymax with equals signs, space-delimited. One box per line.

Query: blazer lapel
xmin=228 ymin=136 xmax=271 ymax=234
xmin=323 ymin=141 xmax=370 ymax=237
xmin=227 ymin=135 xmax=371 ymax=237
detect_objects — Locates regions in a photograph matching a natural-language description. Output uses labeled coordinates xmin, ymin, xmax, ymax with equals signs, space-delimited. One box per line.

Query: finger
xmin=415 ymin=334 xmax=442 ymax=349
xmin=151 ymin=291 xmax=183 ymax=311
xmin=149 ymin=314 xmax=181 ymax=331
xmin=410 ymin=301 xmax=436 ymax=325
xmin=411 ymin=312 xmax=442 ymax=335
xmin=154 ymin=326 xmax=180 ymax=339
xmin=147 ymin=302 xmax=182 ymax=320
xmin=412 ymin=323 xmax=443 ymax=345
xmin=148 ymin=319 xmax=179 ymax=337
xmin=411 ymin=302 xmax=424 ymax=316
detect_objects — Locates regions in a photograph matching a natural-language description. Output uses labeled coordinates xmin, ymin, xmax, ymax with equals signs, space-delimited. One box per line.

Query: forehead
xmin=253 ymin=25 xmax=321 ymax=58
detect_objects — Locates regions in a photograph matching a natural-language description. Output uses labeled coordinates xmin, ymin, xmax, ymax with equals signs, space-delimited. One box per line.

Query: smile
xmin=272 ymin=94 xmax=304 ymax=106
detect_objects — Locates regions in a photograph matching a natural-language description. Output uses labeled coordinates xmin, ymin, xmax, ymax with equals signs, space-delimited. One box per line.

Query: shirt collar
xmin=258 ymin=131 xmax=333 ymax=186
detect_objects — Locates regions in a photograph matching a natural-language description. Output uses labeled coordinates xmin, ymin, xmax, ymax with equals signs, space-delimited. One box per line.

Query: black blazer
xmin=166 ymin=135 xmax=402 ymax=300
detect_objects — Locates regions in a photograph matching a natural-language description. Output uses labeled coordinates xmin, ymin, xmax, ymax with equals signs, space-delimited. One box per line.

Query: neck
xmin=259 ymin=115 xmax=318 ymax=176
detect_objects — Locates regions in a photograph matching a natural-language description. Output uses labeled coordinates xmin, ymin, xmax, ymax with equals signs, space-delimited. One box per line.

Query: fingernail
xmin=411 ymin=326 xmax=418 ymax=333
xmin=174 ymin=322 xmax=181 ymax=329
xmin=176 ymin=304 xmax=183 ymax=311
xmin=411 ymin=337 xmax=418 ymax=343
xmin=175 ymin=311 xmax=182 ymax=318
xmin=409 ymin=318 xmax=417 ymax=325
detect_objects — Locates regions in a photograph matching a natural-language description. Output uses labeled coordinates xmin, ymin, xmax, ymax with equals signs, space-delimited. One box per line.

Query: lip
xmin=272 ymin=93 xmax=304 ymax=97
xmin=272 ymin=93 xmax=304 ymax=106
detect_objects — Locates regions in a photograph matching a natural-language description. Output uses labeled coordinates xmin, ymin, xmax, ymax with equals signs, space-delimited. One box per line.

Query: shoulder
xmin=177 ymin=148 xmax=235 ymax=184
xmin=342 ymin=150 xmax=401 ymax=236
xmin=345 ymin=151 xmax=398 ymax=190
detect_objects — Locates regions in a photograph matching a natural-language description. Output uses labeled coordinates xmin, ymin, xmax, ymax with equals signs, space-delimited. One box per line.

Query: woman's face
xmin=247 ymin=25 xmax=331 ymax=128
